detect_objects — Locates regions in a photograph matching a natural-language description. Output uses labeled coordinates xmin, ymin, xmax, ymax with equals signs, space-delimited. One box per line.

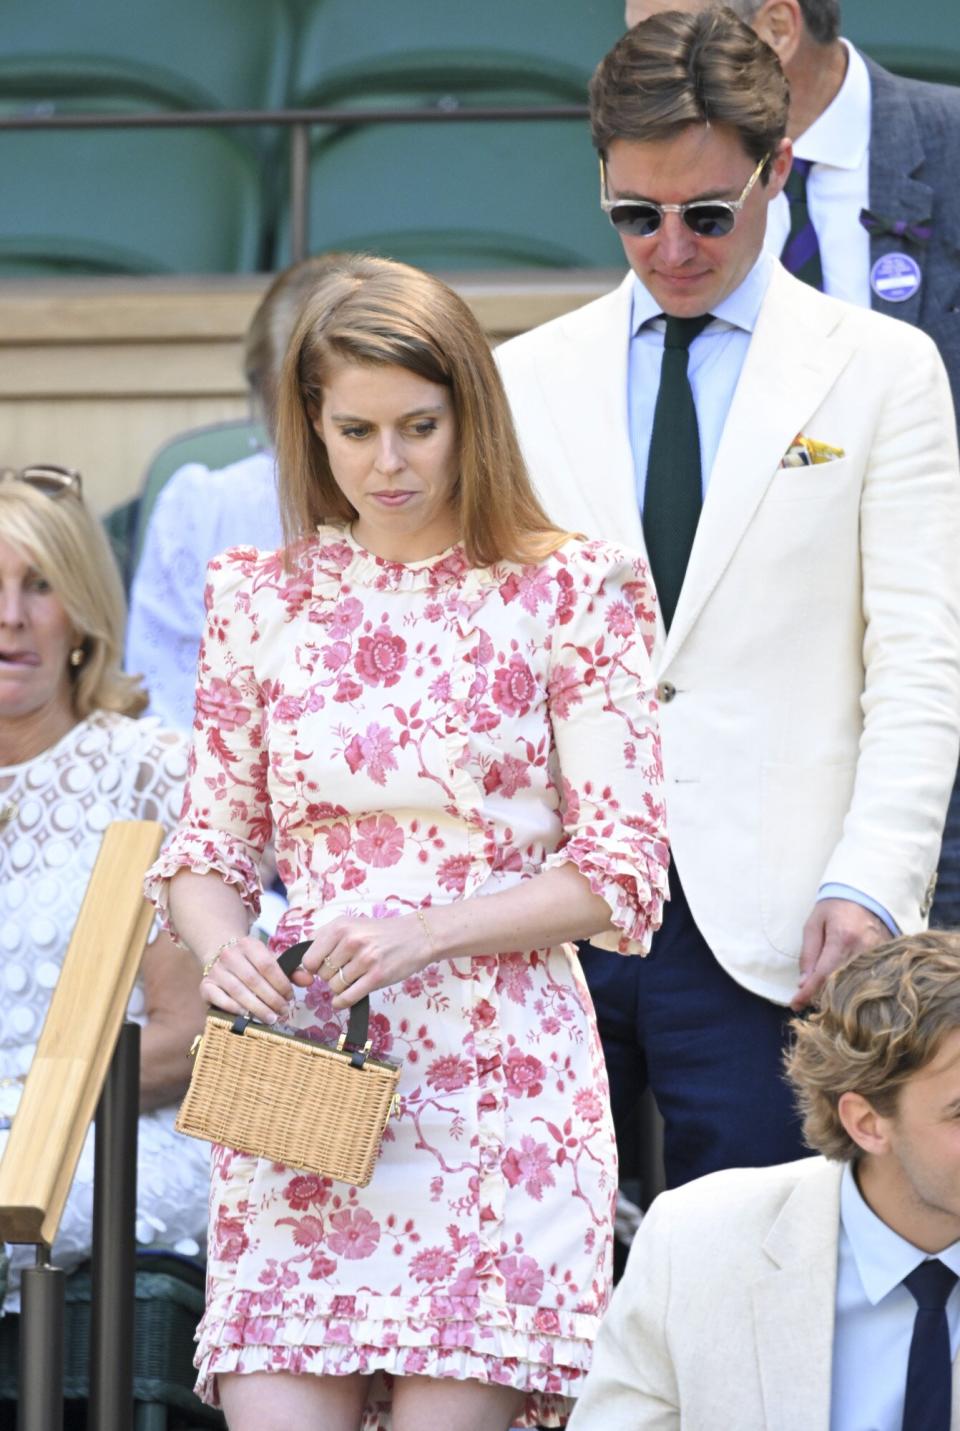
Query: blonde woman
xmin=0 ymin=468 xmax=208 ymax=1305
xmin=146 ymin=261 xmax=668 ymax=1430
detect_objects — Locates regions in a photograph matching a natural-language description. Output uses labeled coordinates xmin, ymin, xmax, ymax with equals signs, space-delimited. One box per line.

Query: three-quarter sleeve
xmin=543 ymin=542 xmax=668 ymax=953
xmin=144 ymin=550 xmax=272 ymax=933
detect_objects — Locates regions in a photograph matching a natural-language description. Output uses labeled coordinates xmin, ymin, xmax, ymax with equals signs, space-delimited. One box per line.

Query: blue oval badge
xmin=870 ymin=252 xmax=922 ymax=303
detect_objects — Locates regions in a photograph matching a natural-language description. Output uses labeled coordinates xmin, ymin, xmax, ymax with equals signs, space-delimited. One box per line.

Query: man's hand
xmin=791 ymin=898 xmax=890 ymax=1011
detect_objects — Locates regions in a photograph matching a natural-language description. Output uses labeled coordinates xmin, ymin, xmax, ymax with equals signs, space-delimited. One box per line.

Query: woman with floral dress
xmin=145 ymin=254 xmax=668 ymax=1431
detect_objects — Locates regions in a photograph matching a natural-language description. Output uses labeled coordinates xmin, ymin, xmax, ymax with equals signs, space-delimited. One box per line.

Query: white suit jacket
xmin=567 ymin=1157 xmax=960 ymax=1431
xmin=497 ymin=265 xmax=960 ymax=1002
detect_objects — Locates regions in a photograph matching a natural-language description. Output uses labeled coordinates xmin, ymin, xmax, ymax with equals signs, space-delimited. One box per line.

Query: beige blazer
xmin=497 ymin=265 xmax=960 ymax=1002
xmin=567 ymin=1157 xmax=960 ymax=1431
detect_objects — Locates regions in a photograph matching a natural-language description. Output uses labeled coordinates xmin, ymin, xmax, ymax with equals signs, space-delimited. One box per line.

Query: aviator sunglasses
xmin=0 ymin=464 xmax=82 ymax=499
xmin=600 ymin=153 xmax=769 ymax=239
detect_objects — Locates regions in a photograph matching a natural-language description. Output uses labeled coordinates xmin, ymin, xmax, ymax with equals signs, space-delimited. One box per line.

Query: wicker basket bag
xmin=176 ymin=941 xmax=401 ymax=1187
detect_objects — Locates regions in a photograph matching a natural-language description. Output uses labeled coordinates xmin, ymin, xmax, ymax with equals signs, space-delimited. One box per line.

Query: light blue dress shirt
xmin=832 ymin=1162 xmax=960 ymax=1431
xmin=626 ymin=251 xmax=896 ymax=933
xmin=628 ymin=249 xmax=774 ymax=508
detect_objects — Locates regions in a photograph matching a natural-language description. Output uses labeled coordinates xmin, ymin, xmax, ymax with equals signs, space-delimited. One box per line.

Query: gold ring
xmin=336 ymin=967 xmax=348 ymax=992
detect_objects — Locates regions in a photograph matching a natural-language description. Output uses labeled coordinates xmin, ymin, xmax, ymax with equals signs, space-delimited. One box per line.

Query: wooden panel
xmin=0 ymin=821 xmax=163 ymax=1247
xmin=2 ymin=396 xmax=251 ymax=517
xmin=0 ymin=278 xmax=266 ymax=345
xmin=464 ymin=271 xmax=621 ymax=341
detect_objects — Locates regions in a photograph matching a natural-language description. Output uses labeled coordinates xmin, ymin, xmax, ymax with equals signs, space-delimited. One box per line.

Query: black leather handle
xmin=218 ymin=939 xmax=370 ymax=1051
xmin=278 ymin=940 xmax=370 ymax=1049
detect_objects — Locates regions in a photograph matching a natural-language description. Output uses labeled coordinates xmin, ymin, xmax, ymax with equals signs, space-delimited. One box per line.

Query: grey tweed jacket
xmin=866 ymin=57 xmax=960 ymax=405
xmin=866 ymin=56 xmax=960 ymax=925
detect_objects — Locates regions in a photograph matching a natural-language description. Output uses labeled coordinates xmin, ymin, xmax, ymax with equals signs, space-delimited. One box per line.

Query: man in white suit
xmin=497 ymin=9 xmax=960 ymax=1186
xmin=568 ymin=933 xmax=960 ymax=1431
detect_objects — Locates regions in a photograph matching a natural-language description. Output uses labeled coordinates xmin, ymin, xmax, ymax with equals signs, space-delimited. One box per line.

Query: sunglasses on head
xmin=0 ymin=464 xmax=82 ymax=499
xmin=600 ymin=154 xmax=769 ymax=239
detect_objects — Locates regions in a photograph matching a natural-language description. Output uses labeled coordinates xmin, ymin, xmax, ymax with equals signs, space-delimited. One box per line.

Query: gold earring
xmin=69 ymin=647 xmax=85 ymax=667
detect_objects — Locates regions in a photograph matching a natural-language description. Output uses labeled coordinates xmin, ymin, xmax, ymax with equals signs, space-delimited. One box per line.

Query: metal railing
xmin=0 ymin=101 xmax=590 ymax=264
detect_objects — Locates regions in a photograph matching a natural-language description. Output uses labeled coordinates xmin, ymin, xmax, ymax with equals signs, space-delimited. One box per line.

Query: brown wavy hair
xmin=0 ymin=480 xmax=146 ymax=719
xmin=243 ymin=252 xmax=351 ymax=440
xmin=590 ymin=7 xmax=789 ymax=171
xmin=785 ymin=932 xmax=960 ymax=1161
xmin=274 ymin=253 xmax=570 ymax=568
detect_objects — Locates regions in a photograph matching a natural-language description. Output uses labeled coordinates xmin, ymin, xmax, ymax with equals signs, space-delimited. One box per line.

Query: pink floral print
xmin=146 ymin=526 xmax=667 ymax=1428
xmin=354 ymin=621 xmax=407 ymax=688
xmin=354 ymin=814 xmax=405 ymax=867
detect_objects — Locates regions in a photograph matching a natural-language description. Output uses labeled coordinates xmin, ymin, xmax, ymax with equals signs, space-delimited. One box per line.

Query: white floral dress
xmin=0 ymin=712 xmax=211 ymax=1308
xmin=146 ymin=526 xmax=667 ymax=1427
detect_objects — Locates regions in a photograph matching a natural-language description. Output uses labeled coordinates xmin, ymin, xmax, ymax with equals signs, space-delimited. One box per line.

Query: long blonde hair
xmin=274 ymin=254 xmax=570 ymax=568
xmin=0 ymin=481 xmax=146 ymax=718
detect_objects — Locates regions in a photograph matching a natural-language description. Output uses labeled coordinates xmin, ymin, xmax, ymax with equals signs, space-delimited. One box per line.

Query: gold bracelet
xmin=201 ymin=933 xmax=242 ymax=977
xmin=415 ymin=908 xmax=434 ymax=950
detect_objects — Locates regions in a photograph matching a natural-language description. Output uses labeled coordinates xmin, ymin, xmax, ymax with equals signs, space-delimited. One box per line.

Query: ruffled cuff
xmin=144 ymin=828 xmax=262 ymax=942
xmin=544 ymin=834 xmax=668 ymax=954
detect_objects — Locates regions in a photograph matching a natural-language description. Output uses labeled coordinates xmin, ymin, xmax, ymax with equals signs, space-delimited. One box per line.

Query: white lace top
xmin=0 ymin=710 xmax=188 ymax=1079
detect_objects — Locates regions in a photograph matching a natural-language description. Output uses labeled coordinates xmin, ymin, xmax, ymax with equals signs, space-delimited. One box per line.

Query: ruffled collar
xmin=313 ymin=523 xmax=473 ymax=594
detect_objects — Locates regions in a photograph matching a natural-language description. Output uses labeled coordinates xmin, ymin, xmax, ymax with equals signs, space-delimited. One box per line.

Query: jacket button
xmin=656 ymin=681 xmax=676 ymax=703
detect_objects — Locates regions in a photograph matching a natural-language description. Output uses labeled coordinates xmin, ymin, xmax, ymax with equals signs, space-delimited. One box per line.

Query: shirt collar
xmin=630 ymin=249 xmax=776 ymax=338
xmin=840 ymin=1161 xmax=960 ymax=1304
xmin=793 ymin=39 xmax=871 ymax=170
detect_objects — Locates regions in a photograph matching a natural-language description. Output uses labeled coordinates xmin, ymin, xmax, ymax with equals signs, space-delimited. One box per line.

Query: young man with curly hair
xmin=569 ymin=931 xmax=960 ymax=1429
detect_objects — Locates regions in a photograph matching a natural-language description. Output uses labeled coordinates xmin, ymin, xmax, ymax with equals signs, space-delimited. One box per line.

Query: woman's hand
xmin=200 ymin=934 xmax=296 ymax=1024
xmin=302 ymin=914 xmax=435 ymax=1010
xmin=182 ymin=863 xmax=616 ymax=1022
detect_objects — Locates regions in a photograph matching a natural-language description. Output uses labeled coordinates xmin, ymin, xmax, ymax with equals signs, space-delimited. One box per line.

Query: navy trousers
xmin=580 ymin=865 xmax=810 ymax=1189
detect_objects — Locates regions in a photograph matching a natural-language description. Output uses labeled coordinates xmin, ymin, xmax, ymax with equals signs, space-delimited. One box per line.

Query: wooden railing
xmin=0 ymin=820 xmax=164 ymax=1431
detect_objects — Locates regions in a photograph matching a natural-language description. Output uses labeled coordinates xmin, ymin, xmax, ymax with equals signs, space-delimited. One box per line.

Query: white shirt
xmin=765 ymin=39 xmax=872 ymax=308
xmin=831 ymin=1162 xmax=960 ymax=1431
xmin=126 ymin=448 xmax=283 ymax=731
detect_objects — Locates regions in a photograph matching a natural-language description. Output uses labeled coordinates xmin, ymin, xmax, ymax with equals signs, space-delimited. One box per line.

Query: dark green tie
xmin=643 ymin=313 xmax=713 ymax=630
xmin=780 ymin=159 xmax=824 ymax=290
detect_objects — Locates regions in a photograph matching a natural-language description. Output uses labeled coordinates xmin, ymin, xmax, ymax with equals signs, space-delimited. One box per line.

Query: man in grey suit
xmin=624 ymin=0 xmax=960 ymax=924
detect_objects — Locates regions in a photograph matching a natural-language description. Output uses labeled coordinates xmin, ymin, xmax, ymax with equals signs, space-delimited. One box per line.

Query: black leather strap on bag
xmin=220 ymin=940 xmax=371 ymax=1060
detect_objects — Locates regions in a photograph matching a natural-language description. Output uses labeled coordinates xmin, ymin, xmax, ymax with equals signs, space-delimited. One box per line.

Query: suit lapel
xmin=865 ymin=56 xmax=935 ymax=327
xmin=533 ymin=273 xmax=646 ymax=554
xmin=751 ymin=1160 xmax=842 ymax=1431
xmin=662 ymin=267 xmax=854 ymax=664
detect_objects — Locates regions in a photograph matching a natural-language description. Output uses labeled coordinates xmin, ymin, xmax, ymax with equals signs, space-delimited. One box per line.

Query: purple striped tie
xmin=780 ymin=158 xmax=824 ymax=290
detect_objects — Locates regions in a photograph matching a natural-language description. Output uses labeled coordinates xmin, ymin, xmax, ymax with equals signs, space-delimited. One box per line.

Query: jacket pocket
xmin=765 ymin=455 xmax=851 ymax=502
